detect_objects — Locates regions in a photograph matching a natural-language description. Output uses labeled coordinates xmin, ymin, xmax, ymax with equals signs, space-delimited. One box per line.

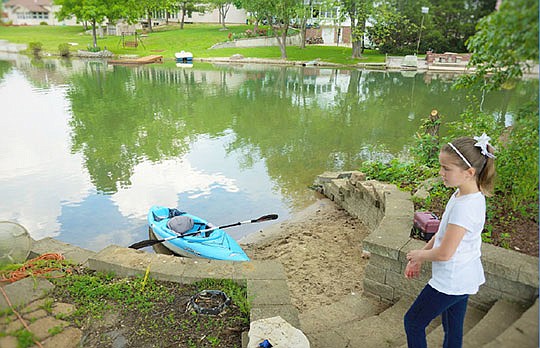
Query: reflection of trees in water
xmin=0 ymin=61 xmax=13 ymax=82
xmin=64 ymin=64 xmax=533 ymax=200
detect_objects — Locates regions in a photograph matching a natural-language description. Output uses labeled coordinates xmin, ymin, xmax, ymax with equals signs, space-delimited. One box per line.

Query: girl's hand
xmin=405 ymin=261 xmax=421 ymax=279
xmin=406 ymin=249 xmax=425 ymax=264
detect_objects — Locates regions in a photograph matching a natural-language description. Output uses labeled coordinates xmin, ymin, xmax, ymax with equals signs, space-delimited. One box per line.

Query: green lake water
xmin=0 ymin=56 xmax=536 ymax=251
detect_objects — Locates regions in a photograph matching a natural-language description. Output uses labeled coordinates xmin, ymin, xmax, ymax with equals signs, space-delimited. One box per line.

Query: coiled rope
xmin=0 ymin=252 xmax=69 ymax=283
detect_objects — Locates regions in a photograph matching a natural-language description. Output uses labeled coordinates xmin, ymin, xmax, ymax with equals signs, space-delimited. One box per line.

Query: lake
xmin=0 ymin=55 xmax=536 ymax=251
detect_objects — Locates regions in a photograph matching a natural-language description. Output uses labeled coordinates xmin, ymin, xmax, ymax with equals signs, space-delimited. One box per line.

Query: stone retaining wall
xmin=210 ymin=34 xmax=302 ymax=49
xmin=315 ymin=171 xmax=539 ymax=311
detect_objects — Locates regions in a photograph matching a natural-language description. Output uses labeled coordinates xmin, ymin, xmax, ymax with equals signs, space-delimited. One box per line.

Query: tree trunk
xmin=299 ymin=18 xmax=307 ymax=49
xmin=220 ymin=5 xmax=228 ymax=30
xmin=91 ymin=19 xmax=97 ymax=48
xmin=277 ymin=23 xmax=289 ymax=59
xmin=180 ymin=6 xmax=186 ymax=29
xmin=351 ymin=41 xmax=362 ymax=58
xmin=147 ymin=11 xmax=153 ymax=32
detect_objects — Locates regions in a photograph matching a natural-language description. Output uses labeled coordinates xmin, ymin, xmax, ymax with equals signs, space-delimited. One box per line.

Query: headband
xmin=448 ymin=133 xmax=496 ymax=168
xmin=447 ymin=142 xmax=472 ymax=168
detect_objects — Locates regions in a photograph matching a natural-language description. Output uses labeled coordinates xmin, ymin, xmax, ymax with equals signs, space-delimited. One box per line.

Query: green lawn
xmin=0 ymin=23 xmax=385 ymax=65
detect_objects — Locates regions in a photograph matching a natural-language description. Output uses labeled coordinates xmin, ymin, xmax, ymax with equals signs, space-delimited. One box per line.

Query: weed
xmin=48 ymin=325 xmax=64 ymax=336
xmin=41 ymin=298 xmax=54 ymax=313
xmin=13 ymin=328 xmax=36 ymax=348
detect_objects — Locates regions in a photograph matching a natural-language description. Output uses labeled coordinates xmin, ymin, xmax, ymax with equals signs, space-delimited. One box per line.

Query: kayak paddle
xmin=129 ymin=214 xmax=278 ymax=250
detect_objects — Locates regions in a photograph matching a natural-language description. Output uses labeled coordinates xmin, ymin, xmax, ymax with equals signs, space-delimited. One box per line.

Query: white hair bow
xmin=474 ymin=133 xmax=496 ymax=158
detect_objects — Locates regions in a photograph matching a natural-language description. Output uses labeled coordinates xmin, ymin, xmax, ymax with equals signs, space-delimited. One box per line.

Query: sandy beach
xmin=240 ymin=198 xmax=371 ymax=312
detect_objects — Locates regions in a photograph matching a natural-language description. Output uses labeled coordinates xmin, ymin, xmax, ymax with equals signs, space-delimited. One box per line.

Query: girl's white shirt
xmin=428 ymin=190 xmax=486 ymax=295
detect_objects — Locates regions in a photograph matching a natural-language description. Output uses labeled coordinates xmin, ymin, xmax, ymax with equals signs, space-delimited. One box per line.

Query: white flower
xmin=474 ymin=133 xmax=496 ymax=158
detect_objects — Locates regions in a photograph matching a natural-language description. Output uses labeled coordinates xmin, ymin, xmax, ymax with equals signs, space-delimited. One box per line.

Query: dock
xmin=108 ymin=55 xmax=163 ymax=65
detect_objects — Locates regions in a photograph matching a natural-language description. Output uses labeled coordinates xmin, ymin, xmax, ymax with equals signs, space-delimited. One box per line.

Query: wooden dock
xmin=108 ymin=55 xmax=163 ymax=65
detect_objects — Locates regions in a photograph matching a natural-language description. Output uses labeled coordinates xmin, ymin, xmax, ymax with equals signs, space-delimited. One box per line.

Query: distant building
xmin=2 ymin=0 xmax=247 ymax=27
xmin=3 ymin=0 xmax=77 ymax=25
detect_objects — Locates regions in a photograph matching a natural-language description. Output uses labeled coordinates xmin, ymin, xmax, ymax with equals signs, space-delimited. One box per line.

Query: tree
xmin=251 ymin=0 xmax=299 ymax=59
xmin=54 ymin=0 xmax=139 ymax=48
xmin=295 ymin=0 xmax=313 ymax=49
xmin=176 ymin=0 xmax=198 ymax=29
xmin=205 ymin=0 xmax=233 ymax=29
xmin=337 ymin=0 xmax=373 ymax=58
xmin=367 ymin=3 xmax=415 ymax=54
xmin=234 ymin=0 xmax=267 ymax=30
xmin=457 ymin=0 xmax=539 ymax=91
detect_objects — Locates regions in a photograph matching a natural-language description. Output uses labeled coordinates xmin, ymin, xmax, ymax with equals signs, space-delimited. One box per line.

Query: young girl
xmin=404 ymin=134 xmax=496 ymax=348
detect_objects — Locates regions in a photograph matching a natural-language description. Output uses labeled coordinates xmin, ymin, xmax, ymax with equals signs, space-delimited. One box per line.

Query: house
xmin=2 ymin=0 xmax=247 ymax=28
xmin=3 ymin=0 xmax=77 ymax=25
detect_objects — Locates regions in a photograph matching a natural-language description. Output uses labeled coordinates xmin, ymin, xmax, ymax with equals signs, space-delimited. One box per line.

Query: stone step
xmin=483 ymin=298 xmax=539 ymax=348
xmin=341 ymin=296 xmax=416 ymax=347
xmin=299 ymin=293 xmax=389 ymax=335
xmin=463 ymin=299 xmax=528 ymax=347
xmin=396 ymin=298 xmax=485 ymax=348
xmin=424 ymin=303 xmax=486 ymax=347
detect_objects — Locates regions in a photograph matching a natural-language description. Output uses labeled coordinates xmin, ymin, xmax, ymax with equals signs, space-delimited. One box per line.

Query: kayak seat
xmin=167 ymin=216 xmax=194 ymax=235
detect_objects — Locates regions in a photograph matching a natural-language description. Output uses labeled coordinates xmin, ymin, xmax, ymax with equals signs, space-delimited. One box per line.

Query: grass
xmin=0 ymin=259 xmax=250 ymax=347
xmin=0 ymin=23 xmax=385 ymax=65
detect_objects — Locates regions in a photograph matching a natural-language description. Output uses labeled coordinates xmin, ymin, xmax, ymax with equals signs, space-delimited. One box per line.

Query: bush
xmin=495 ymin=103 xmax=539 ymax=213
xmin=39 ymin=21 xmax=48 ymax=25
xmin=86 ymin=45 xmax=101 ymax=53
xmin=58 ymin=43 xmax=70 ymax=57
xmin=28 ymin=42 xmax=43 ymax=56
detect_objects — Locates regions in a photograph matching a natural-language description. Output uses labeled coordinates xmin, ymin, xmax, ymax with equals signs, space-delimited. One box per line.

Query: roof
xmin=4 ymin=0 xmax=52 ymax=12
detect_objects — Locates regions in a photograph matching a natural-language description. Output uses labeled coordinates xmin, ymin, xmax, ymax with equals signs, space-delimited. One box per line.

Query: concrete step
xmin=424 ymin=304 xmax=486 ymax=347
xmin=334 ymin=296 xmax=414 ymax=348
xmin=483 ymin=298 xmax=539 ymax=348
xmin=396 ymin=299 xmax=485 ymax=348
xmin=463 ymin=299 xmax=528 ymax=347
xmin=299 ymin=293 xmax=389 ymax=336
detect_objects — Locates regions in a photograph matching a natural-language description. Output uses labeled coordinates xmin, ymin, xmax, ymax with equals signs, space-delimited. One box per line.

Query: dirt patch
xmin=241 ymin=198 xmax=371 ymax=312
xmin=51 ymin=277 xmax=248 ymax=348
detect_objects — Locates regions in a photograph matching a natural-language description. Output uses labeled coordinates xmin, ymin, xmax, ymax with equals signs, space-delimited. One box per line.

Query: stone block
xmin=248 ymin=279 xmax=291 ymax=305
xmin=30 ymin=237 xmax=96 ymax=265
xmin=41 ymin=327 xmax=82 ymax=348
xmin=181 ymin=259 xmax=235 ymax=281
xmin=364 ymin=278 xmax=395 ymax=301
xmin=485 ymin=273 xmax=538 ymax=302
xmin=369 ymin=253 xmax=402 ymax=273
xmin=0 ymin=278 xmax=54 ymax=311
xmin=233 ymin=260 xmax=286 ymax=280
xmin=517 ymin=255 xmax=539 ymax=288
xmin=364 ymin=263 xmax=386 ymax=283
xmin=27 ymin=316 xmax=69 ymax=341
xmin=250 ymin=304 xmax=300 ymax=329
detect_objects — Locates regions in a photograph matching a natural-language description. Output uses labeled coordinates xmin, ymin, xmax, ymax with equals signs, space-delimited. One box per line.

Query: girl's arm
xmin=407 ymin=223 xmax=466 ymax=263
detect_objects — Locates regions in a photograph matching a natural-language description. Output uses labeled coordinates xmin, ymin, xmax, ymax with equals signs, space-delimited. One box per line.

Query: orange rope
xmin=0 ymin=253 xmax=70 ymax=283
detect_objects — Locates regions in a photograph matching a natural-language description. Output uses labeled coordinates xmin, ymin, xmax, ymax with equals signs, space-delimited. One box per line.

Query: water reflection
xmin=0 ymin=56 xmax=537 ymax=250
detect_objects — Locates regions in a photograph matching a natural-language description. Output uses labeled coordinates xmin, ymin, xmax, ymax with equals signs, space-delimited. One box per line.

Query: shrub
xmin=28 ymin=42 xmax=43 ymax=56
xmin=39 ymin=21 xmax=48 ymax=25
xmin=58 ymin=43 xmax=70 ymax=57
xmin=86 ymin=45 xmax=101 ymax=53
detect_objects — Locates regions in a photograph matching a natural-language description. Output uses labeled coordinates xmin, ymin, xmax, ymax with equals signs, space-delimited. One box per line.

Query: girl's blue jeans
xmin=404 ymin=284 xmax=469 ymax=348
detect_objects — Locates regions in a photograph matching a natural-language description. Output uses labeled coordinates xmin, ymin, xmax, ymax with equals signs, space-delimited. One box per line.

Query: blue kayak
xmin=147 ymin=206 xmax=250 ymax=262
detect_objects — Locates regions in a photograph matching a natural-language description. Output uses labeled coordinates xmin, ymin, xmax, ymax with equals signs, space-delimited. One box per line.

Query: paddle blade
xmin=129 ymin=239 xmax=164 ymax=250
xmin=252 ymin=214 xmax=278 ymax=223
